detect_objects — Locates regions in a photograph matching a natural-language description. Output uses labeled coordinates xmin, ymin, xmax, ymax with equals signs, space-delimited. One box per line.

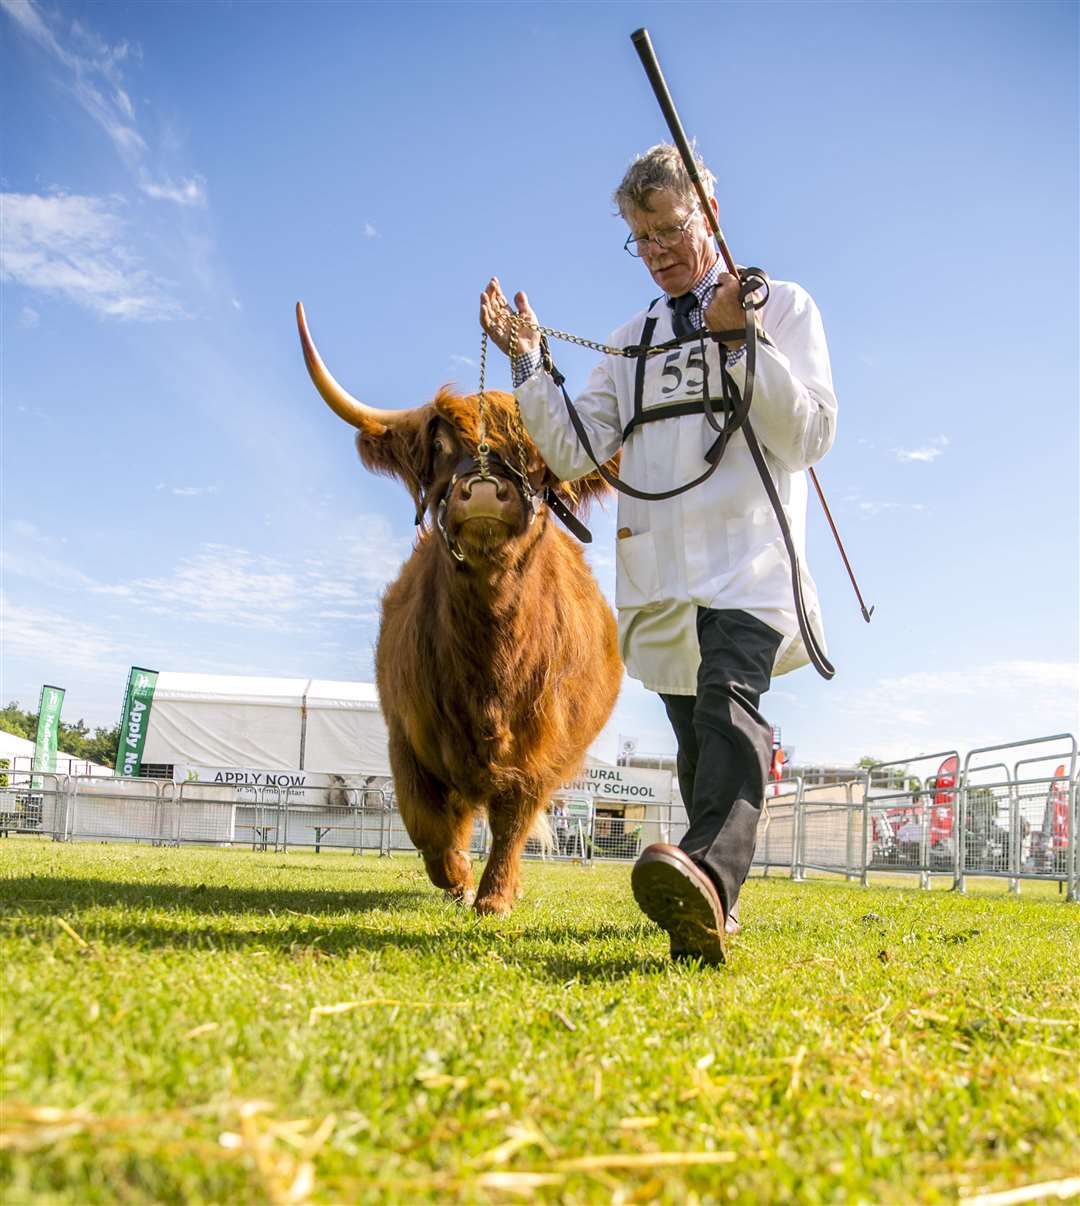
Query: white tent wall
xmin=304 ymin=681 xmax=391 ymax=776
xmin=140 ymin=673 xmax=390 ymax=775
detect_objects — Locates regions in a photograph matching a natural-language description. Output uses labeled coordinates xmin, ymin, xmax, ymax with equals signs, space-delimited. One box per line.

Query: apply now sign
xmin=560 ymin=764 xmax=673 ymax=805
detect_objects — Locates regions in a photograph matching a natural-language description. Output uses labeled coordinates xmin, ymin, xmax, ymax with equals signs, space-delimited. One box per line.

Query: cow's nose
xmin=460 ymin=474 xmax=508 ymax=501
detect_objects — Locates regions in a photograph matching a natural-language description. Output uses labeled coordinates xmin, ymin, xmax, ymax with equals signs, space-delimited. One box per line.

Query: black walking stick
xmin=631 ymin=27 xmax=874 ymax=623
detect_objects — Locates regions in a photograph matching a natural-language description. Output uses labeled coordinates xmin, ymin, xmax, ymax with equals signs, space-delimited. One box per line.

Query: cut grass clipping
xmin=2 ymin=842 xmax=1077 ymax=1203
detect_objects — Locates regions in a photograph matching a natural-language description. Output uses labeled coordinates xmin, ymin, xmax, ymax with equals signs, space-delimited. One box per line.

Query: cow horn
xmin=296 ymin=301 xmax=412 ymax=435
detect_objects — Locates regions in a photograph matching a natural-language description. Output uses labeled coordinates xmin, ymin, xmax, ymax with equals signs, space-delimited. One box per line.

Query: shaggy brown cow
xmin=297 ymin=303 xmax=622 ymax=915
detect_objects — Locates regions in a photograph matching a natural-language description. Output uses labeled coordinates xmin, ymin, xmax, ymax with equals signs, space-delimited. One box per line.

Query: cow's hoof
xmin=473 ymin=894 xmax=513 ymax=916
xmin=445 ymin=886 xmax=476 ymax=907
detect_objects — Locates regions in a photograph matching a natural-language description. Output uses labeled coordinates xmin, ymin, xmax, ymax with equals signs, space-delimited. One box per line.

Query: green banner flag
xmin=117 ymin=667 xmax=158 ymax=778
xmin=32 ymin=684 xmax=65 ymax=788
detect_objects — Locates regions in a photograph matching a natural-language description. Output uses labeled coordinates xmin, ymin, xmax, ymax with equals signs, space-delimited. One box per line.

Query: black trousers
xmin=660 ymin=608 xmax=782 ymax=921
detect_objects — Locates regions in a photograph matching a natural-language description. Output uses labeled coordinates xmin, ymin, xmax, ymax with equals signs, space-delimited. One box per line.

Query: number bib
xmin=643 ymin=342 xmax=719 ymax=410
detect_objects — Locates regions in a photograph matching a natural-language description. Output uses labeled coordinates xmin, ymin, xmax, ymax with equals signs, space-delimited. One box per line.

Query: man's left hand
xmin=703 ymin=273 xmax=752 ymax=347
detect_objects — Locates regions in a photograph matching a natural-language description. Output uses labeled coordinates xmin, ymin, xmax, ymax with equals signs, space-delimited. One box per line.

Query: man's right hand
xmin=480 ymin=277 xmax=542 ymax=359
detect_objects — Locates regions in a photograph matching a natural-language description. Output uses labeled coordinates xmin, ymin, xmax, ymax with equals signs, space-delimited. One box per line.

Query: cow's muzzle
xmin=435 ymin=451 xmax=540 ymax=562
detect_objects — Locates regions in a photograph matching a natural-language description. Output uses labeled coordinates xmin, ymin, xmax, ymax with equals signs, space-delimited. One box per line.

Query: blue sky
xmin=2 ymin=0 xmax=1077 ymax=767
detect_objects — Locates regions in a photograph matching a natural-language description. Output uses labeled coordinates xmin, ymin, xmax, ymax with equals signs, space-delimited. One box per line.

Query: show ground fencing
xmin=2 ymin=733 xmax=1076 ymax=901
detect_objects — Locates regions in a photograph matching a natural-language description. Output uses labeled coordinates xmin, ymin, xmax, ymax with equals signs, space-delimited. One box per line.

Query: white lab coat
xmin=516 ymin=279 xmax=837 ymax=694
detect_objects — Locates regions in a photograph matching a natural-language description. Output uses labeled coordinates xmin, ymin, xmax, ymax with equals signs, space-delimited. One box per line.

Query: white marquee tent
xmin=141 ymin=673 xmax=392 ymax=775
xmin=0 ymin=729 xmax=113 ymax=777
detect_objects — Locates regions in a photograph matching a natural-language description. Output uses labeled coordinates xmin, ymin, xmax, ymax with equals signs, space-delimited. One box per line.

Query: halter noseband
xmin=430 ymin=449 xmax=542 ymax=563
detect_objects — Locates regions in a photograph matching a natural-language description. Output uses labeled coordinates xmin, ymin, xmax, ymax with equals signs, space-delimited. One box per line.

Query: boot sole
xmin=631 ymin=855 xmax=726 ymax=965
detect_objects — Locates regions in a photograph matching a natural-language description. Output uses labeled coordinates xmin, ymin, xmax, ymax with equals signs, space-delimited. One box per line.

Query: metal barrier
xmin=958 ymin=735 xmax=1078 ymax=899
xmin=586 ymin=801 xmax=683 ymax=864
xmin=751 ymin=778 xmax=802 ymax=876
xmin=275 ymin=785 xmax=389 ymax=855
xmin=6 ymin=733 xmax=1075 ymax=901
xmin=1073 ymin=778 xmax=1080 ymax=902
xmin=382 ymin=805 xmax=490 ymax=860
xmin=796 ymin=780 xmax=866 ymax=884
xmin=863 ymin=750 xmax=961 ymax=889
xmin=62 ymin=775 xmax=175 ymax=844
xmin=172 ymin=781 xmax=394 ymax=854
xmin=0 ymin=771 xmax=67 ymax=838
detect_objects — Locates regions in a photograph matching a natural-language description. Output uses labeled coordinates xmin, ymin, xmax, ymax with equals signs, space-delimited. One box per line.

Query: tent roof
xmin=153 ymin=672 xmax=379 ymax=710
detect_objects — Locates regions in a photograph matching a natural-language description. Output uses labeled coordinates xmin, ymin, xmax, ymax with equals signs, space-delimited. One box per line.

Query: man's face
xmin=624 ymin=189 xmax=717 ymax=296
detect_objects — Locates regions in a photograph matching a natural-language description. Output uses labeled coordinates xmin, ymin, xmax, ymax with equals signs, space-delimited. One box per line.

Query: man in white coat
xmin=480 ymin=143 xmax=836 ymax=964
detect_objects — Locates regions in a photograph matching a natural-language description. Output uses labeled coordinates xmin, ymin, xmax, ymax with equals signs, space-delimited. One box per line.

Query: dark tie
xmin=670 ymin=292 xmax=697 ymax=339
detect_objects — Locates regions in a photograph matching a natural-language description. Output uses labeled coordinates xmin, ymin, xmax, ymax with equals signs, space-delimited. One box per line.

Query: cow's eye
xmin=433 ymin=436 xmax=448 ymax=456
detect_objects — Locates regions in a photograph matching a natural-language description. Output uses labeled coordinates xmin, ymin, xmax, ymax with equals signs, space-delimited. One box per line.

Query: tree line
xmin=0 ymin=702 xmax=119 ymax=769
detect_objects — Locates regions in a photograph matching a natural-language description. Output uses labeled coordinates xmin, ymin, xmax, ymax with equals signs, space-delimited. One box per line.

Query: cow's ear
xmin=354 ymin=417 xmax=429 ymax=496
xmin=415 ymin=413 xmax=446 ymax=486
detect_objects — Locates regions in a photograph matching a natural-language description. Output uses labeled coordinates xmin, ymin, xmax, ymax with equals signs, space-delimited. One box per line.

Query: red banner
xmin=1045 ymin=764 xmax=1069 ymax=850
xmin=769 ymin=747 xmax=785 ymax=796
xmin=929 ymin=755 xmax=958 ymax=848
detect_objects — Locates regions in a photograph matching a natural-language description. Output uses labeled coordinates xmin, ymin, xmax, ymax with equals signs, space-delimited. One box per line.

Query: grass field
xmin=2 ymin=841 xmax=1078 ymax=1204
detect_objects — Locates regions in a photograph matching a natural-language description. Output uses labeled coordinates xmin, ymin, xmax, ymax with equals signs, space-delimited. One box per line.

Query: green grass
xmin=2 ymin=841 xmax=1078 ymax=1204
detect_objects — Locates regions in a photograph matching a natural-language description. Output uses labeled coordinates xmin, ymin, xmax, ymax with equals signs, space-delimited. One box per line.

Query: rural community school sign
xmin=560 ymin=765 xmax=672 ymax=805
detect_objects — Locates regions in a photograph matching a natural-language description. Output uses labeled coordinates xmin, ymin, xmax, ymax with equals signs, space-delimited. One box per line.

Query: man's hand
xmin=480 ymin=277 xmax=542 ymax=359
xmin=703 ymin=272 xmax=763 ymax=348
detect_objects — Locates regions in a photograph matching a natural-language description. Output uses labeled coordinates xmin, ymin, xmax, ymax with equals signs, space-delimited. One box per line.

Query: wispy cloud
xmin=124 ymin=534 xmax=407 ymax=631
xmin=156 ymin=483 xmax=220 ymax=497
xmin=17 ymin=305 xmax=39 ymax=328
xmin=825 ymin=660 xmax=1079 ymax=763
xmin=1 ymin=0 xmax=201 ymax=208
xmin=855 ymin=500 xmax=929 ymax=517
xmin=141 ymin=176 xmax=207 ymax=207
xmin=449 ymin=354 xmax=476 ymax=368
xmin=4 ymin=515 xmax=408 ymax=637
xmin=362 ymin=222 xmax=379 ymax=239
xmin=1 ymin=591 xmax=130 ymax=677
xmin=894 ymin=435 xmax=949 ymax=463
xmin=0 ymin=191 xmax=186 ymax=321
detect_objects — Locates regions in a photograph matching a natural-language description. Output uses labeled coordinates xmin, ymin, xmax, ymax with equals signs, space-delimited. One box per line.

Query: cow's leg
xmin=390 ymin=739 xmax=475 ymax=904
xmin=474 ymin=796 xmax=537 ymax=915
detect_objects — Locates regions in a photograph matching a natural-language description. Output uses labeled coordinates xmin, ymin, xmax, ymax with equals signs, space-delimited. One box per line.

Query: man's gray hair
xmin=613 ymin=142 xmax=715 ymax=218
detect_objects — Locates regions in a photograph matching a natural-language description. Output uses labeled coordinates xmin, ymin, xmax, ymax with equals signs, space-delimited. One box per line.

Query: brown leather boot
xmin=631 ymin=843 xmax=727 ymax=966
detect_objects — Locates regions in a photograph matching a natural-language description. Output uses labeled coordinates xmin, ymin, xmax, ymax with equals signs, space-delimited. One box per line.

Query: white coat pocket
xmin=615 ymin=530 xmax=662 ymax=610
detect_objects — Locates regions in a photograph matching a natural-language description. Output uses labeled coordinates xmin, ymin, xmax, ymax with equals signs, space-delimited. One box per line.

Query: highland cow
xmin=297 ymin=303 xmax=622 ymax=914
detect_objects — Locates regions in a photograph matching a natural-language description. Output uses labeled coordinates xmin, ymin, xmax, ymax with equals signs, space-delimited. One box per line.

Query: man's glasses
xmin=623 ymin=208 xmax=700 ymax=258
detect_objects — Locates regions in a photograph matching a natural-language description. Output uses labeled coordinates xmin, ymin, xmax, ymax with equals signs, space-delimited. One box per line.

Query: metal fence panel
xmin=751 ymin=779 xmax=802 ymax=876
xmin=796 ymin=781 xmax=865 ymax=883
xmin=585 ymin=802 xmax=685 ymax=864
xmin=381 ymin=807 xmax=489 ymax=859
xmin=959 ymin=735 xmax=1078 ymax=894
xmin=280 ymin=786 xmax=389 ymax=854
xmin=176 ymin=781 xmax=241 ymax=846
xmin=863 ymin=750 xmax=961 ymax=889
xmin=0 ymin=772 xmax=67 ymax=838
xmin=4 ymin=732 xmax=1074 ymax=901
xmin=67 ymin=776 xmax=172 ymax=844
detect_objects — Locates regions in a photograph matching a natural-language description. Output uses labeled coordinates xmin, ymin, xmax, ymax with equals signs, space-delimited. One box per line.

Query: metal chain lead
xmin=475 ymin=331 xmax=492 ymax=478
xmin=495 ymin=306 xmax=668 ymax=360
